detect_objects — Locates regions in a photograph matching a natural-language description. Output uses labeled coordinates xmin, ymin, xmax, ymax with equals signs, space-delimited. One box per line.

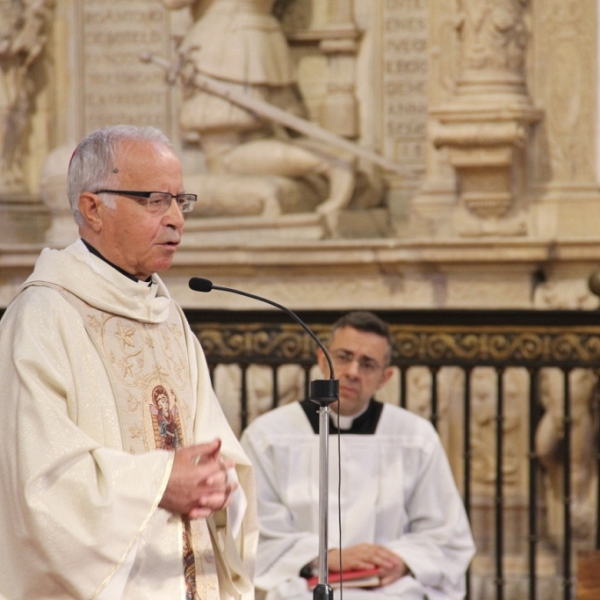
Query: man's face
xmin=90 ymin=139 xmax=185 ymax=280
xmin=317 ymin=325 xmax=393 ymax=416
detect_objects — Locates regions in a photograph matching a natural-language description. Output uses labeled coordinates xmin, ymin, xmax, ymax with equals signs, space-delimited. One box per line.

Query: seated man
xmin=241 ymin=311 xmax=475 ymax=599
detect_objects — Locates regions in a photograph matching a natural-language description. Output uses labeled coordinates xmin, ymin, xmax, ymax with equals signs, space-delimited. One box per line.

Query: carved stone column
xmin=409 ymin=0 xmax=461 ymax=237
xmin=318 ymin=0 xmax=360 ymax=138
xmin=430 ymin=0 xmax=542 ymax=236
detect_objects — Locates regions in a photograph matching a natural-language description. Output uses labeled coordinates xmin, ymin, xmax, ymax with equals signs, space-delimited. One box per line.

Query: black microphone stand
xmin=309 ymin=380 xmax=339 ymax=600
xmin=189 ymin=279 xmax=339 ymax=599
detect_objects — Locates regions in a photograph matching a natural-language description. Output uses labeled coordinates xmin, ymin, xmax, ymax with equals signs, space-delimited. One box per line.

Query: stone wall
xmin=1 ymin=0 xmax=598 ymax=312
xmin=1 ymin=2 xmax=600 ymax=597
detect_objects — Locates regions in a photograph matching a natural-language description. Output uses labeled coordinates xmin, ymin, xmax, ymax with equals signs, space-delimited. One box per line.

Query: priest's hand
xmin=159 ymin=438 xmax=238 ymax=519
xmin=328 ymin=544 xmax=409 ymax=586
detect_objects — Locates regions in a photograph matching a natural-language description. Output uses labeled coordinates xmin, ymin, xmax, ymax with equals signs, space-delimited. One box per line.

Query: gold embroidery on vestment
xmin=55 ymin=290 xmax=220 ymax=599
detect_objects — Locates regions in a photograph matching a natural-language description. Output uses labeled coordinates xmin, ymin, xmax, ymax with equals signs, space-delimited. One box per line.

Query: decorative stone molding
xmin=430 ymin=0 xmax=543 ymax=236
xmin=432 ymin=121 xmax=527 ymax=220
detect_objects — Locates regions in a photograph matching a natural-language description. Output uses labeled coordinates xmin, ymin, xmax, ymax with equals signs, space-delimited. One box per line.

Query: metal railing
xmin=1 ymin=305 xmax=598 ymax=599
xmin=185 ymin=308 xmax=600 ymax=600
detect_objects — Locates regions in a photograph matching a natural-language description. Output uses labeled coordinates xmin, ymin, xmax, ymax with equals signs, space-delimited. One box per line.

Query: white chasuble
xmin=62 ymin=288 xmax=219 ymax=600
xmin=0 ymin=240 xmax=257 ymax=600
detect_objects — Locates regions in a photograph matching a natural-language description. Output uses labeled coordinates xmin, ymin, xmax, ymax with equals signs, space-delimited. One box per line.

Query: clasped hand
xmin=328 ymin=543 xmax=409 ymax=587
xmin=159 ymin=438 xmax=237 ymax=519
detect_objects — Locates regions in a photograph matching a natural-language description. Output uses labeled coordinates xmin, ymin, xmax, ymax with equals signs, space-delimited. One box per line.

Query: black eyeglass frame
xmin=94 ymin=189 xmax=197 ymax=213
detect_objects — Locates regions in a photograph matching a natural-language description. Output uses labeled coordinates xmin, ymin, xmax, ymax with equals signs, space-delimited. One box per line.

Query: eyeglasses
xmin=330 ymin=349 xmax=385 ymax=375
xmin=95 ymin=190 xmax=197 ymax=213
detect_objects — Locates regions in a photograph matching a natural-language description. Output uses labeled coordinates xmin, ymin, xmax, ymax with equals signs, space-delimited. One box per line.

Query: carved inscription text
xmin=382 ymin=0 xmax=429 ymax=178
xmin=81 ymin=0 xmax=171 ymax=133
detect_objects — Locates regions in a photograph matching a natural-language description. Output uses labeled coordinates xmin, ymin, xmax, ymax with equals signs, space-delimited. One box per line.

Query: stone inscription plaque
xmin=382 ymin=0 xmax=429 ymax=180
xmin=81 ymin=0 xmax=172 ymax=134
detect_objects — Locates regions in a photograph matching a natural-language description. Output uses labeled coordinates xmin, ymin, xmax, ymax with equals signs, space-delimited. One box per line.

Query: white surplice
xmin=240 ymin=401 xmax=475 ymax=600
xmin=0 ymin=240 xmax=257 ymax=600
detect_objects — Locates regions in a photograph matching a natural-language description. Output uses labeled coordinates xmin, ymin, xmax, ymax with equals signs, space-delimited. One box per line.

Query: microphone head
xmin=189 ymin=277 xmax=214 ymax=293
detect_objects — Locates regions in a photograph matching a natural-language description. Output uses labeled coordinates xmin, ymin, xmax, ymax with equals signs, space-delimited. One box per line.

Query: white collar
xmin=330 ymin=403 xmax=370 ymax=430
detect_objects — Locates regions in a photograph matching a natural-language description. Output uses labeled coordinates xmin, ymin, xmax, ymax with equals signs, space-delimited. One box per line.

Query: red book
xmin=306 ymin=568 xmax=381 ymax=591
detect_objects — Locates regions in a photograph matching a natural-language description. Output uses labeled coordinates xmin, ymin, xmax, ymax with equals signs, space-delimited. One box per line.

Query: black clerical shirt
xmin=81 ymin=239 xmax=154 ymax=285
xmin=300 ymin=398 xmax=384 ymax=435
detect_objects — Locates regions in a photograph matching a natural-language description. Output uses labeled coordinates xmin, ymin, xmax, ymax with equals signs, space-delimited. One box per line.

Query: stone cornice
xmin=4 ymin=239 xmax=600 ymax=272
xmin=175 ymin=238 xmax=600 ymax=267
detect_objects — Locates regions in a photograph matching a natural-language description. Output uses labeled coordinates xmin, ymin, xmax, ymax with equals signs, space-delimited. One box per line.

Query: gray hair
xmin=67 ymin=125 xmax=174 ymax=225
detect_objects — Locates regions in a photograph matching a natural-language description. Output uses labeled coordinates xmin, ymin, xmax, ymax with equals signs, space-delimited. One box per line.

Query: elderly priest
xmin=0 ymin=125 xmax=257 ymax=600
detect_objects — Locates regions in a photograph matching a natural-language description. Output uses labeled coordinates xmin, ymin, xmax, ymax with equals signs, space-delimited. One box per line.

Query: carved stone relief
xmin=214 ymin=364 xmax=306 ymax=437
xmin=469 ymin=368 xmax=524 ymax=493
xmin=458 ymin=0 xmax=529 ymax=85
xmin=533 ymin=279 xmax=599 ymax=311
xmin=2 ymin=0 xmax=598 ymax=248
xmin=429 ymin=0 xmax=543 ymax=238
xmin=533 ymin=274 xmax=599 ymax=547
xmin=536 ymin=368 xmax=598 ymax=545
xmin=530 ymin=0 xmax=600 ymax=238
xmin=535 ymin=1 xmax=595 ymax=185
xmin=275 ymin=0 xmax=312 ymax=31
xmin=154 ymin=0 xmax=389 ymax=241
xmin=0 ymin=0 xmax=55 ymax=196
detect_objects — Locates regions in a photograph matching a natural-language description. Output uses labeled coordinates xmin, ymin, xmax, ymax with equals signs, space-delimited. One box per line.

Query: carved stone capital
xmin=457 ymin=0 xmax=530 ymax=86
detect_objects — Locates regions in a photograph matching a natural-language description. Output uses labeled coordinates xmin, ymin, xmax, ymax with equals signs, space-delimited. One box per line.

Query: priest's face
xmin=318 ymin=325 xmax=394 ymax=416
xmin=87 ymin=139 xmax=185 ymax=280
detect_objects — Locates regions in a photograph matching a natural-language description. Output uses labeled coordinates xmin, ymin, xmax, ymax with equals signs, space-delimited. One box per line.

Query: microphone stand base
xmin=313 ymin=583 xmax=334 ymax=600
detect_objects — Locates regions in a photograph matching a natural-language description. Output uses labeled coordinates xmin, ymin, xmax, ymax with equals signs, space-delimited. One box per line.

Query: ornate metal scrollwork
xmin=189 ymin=319 xmax=600 ymax=369
xmin=190 ymin=323 xmax=328 ymax=364
xmin=392 ymin=328 xmax=600 ymax=366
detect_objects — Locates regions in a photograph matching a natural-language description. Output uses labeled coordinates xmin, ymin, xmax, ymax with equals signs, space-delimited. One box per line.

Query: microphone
xmin=188 ymin=277 xmax=339 ymax=405
xmin=191 ymin=277 xmax=340 ymax=598
xmin=188 ymin=277 xmax=213 ymax=293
